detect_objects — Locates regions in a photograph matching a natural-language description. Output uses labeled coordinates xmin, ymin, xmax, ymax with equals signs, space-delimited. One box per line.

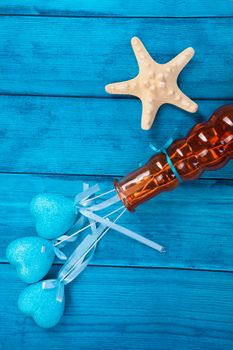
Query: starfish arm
xmin=105 ymin=78 xmax=138 ymax=96
xmin=131 ymin=37 xmax=156 ymax=71
xmin=167 ymin=47 xmax=195 ymax=76
xmin=172 ymin=87 xmax=198 ymax=113
xmin=141 ymin=97 xmax=161 ymax=130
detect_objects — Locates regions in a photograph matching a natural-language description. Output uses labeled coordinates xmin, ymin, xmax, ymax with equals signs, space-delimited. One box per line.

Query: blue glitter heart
xmin=6 ymin=236 xmax=55 ymax=283
xmin=30 ymin=193 xmax=76 ymax=239
xmin=18 ymin=281 xmax=65 ymax=328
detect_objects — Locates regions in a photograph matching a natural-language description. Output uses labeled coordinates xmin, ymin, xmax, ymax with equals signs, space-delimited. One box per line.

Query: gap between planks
xmin=1 ymin=260 xmax=233 ymax=274
xmin=0 ymin=92 xmax=232 ymax=101
xmin=0 ymin=14 xmax=233 ymax=19
xmin=0 ymin=171 xmax=231 ymax=182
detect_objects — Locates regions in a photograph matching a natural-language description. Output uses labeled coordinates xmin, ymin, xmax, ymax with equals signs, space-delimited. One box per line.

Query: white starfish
xmin=105 ymin=37 xmax=198 ymax=130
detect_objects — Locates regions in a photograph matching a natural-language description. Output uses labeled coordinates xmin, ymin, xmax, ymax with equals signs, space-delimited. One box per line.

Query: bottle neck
xmin=114 ymin=153 xmax=179 ymax=211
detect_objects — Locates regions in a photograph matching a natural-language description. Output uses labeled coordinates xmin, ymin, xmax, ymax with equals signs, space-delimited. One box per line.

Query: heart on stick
xmin=6 ymin=236 xmax=55 ymax=283
xmin=18 ymin=280 xmax=65 ymax=328
xmin=30 ymin=193 xmax=77 ymax=239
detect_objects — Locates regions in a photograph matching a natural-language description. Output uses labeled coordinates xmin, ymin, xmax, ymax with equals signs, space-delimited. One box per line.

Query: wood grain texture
xmin=0 ymin=17 xmax=233 ymax=98
xmin=1 ymin=265 xmax=233 ymax=350
xmin=0 ymin=0 xmax=232 ymax=17
xmin=0 ymin=95 xmax=232 ymax=178
xmin=1 ymin=173 xmax=233 ymax=271
xmin=1 ymin=1 xmax=233 ymax=347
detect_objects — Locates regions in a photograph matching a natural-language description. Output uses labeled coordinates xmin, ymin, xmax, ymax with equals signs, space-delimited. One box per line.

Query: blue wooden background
xmin=0 ymin=1 xmax=233 ymax=349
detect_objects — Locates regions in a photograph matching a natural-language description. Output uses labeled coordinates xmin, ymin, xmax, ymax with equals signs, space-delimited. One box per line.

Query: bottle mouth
xmin=113 ymin=179 xmax=135 ymax=213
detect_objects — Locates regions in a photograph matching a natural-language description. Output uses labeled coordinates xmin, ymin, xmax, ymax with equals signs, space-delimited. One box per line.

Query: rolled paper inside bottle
xmin=115 ymin=104 xmax=233 ymax=211
xmin=114 ymin=153 xmax=179 ymax=211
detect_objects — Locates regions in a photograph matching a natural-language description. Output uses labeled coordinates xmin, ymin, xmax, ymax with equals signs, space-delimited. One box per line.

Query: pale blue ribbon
xmin=42 ymin=279 xmax=65 ymax=303
xmin=43 ymin=182 xmax=165 ymax=301
xmin=80 ymin=209 xmax=165 ymax=252
xmin=52 ymin=183 xmax=99 ymax=260
xmin=43 ymin=183 xmax=107 ymax=301
xmin=42 ymin=221 xmax=110 ymax=302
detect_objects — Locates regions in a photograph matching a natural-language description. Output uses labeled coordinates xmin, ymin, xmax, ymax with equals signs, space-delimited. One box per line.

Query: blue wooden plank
xmin=0 ymin=96 xmax=232 ymax=178
xmin=0 ymin=0 xmax=232 ymax=17
xmin=1 ymin=265 xmax=233 ymax=350
xmin=1 ymin=173 xmax=233 ymax=271
xmin=0 ymin=17 xmax=232 ymax=98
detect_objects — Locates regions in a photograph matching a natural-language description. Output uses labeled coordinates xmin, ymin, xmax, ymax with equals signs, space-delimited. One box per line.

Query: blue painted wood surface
xmin=1 ymin=265 xmax=233 ymax=350
xmin=0 ymin=17 xmax=233 ymax=98
xmin=0 ymin=96 xmax=232 ymax=177
xmin=0 ymin=0 xmax=232 ymax=17
xmin=1 ymin=173 xmax=233 ymax=271
xmin=0 ymin=1 xmax=233 ymax=349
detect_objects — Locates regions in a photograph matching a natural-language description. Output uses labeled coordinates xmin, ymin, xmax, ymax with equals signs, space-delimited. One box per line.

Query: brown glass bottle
xmin=114 ymin=105 xmax=233 ymax=211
